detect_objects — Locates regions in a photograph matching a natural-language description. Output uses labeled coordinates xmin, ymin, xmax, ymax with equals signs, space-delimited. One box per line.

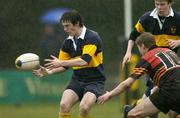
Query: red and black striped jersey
xmin=130 ymin=46 xmax=180 ymax=86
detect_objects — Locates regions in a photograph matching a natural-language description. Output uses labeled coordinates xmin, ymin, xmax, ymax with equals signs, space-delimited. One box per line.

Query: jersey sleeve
xmin=81 ymin=33 xmax=100 ymax=63
xmin=58 ymin=40 xmax=71 ymax=60
xmin=129 ymin=58 xmax=149 ymax=79
xmin=129 ymin=12 xmax=150 ymax=41
xmin=129 ymin=27 xmax=141 ymax=41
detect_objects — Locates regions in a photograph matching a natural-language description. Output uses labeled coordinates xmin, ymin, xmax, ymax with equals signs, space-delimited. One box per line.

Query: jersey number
xmin=156 ymin=51 xmax=180 ymax=69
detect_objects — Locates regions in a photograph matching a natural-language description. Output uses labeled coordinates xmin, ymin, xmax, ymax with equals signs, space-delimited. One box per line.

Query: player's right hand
xmin=97 ymin=91 xmax=112 ymax=104
xmin=122 ymin=52 xmax=132 ymax=69
xmin=33 ymin=66 xmax=49 ymax=77
xmin=44 ymin=55 xmax=61 ymax=70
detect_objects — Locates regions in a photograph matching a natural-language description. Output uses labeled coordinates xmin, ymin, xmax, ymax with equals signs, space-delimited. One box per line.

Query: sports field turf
xmin=0 ymin=97 xmax=168 ymax=118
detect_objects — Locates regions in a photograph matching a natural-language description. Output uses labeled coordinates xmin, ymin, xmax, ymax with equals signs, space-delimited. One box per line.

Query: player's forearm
xmin=109 ymin=77 xmax=135 ymax=97
xmin=60 ymin=58 xmax=88 ymax=67
xmin=109 ymin=82 xmax=128 ymax=97
xmin=49 ymin=66 xmax=66 ymax=74
xmin=126 ymin=40 xmax=135 ymax=54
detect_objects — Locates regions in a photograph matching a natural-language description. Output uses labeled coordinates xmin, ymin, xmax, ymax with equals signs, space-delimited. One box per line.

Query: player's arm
xmin=98 ymin=58 xmax=148 ymax=104
xmin=59 ymin=37 xmax=99 ymax=67
xmin=122 ymin=40 xmax=135 ymax=68
xmin=60 ymin=44 xmax=98 ymax=67
xmin=122 ymin=18 xmax=145 ymax=68
xmin=109 ymin=77 xmax=135 ymax=96
xmin=44 ymin=55 xmax=88 ymax=69
xmin=98 ymin=77 xmax=135 ymax=104
xmin=59 ymin=58 xmax=88 ymax=67
xmin=33 ymin=66 xmax=66 ymax=78
xmin=45 ymin=35 xmax=100 ymax=68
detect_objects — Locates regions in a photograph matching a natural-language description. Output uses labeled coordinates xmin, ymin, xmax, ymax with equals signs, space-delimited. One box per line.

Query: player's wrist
xmin=107 ymin=91 xmax=112 ymax=99
xmin=46 ymin=69 xmax=53 ymax=75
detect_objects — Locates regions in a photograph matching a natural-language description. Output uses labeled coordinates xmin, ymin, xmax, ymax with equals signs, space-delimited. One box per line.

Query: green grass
xmin=0 ymin=97 xmax=168 ymax=118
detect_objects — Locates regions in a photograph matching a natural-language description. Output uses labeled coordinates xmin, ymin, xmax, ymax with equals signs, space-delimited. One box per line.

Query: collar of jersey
xmin=66 ymin=26 xmax=86 ymax=40
xmin=150 ymin=7 xmax=174 ymax=19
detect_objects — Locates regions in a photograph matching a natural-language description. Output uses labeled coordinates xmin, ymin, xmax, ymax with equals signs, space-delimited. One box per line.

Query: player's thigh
xmin=128 ymin=97 xmax=159 ymax=118
xmin=80 ymin=92 xmax=96 ymax=108
xmin=177 ymin=115 xmax=180 ymax=118
xmin=60 ymin=89 xmax=79 ymax=107
xmin=168 ymin=110 xmax=178 ymax=118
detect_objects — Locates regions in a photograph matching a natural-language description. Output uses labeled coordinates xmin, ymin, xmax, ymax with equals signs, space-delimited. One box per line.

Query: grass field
xmin=0 ymin=97 xmax=168 ymax=118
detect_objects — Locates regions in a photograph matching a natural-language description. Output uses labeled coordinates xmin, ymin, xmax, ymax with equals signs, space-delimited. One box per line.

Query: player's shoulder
xmin=62 ymin=36 xmax=73 ymax=48
xmin=139 ymin=11 xmax=152 ymax=21
xmin=84 ymin=29 xmax=102 ymax=45
xmin=86 ymin=29 xmax=99 ymax=37
xmin=173 ymin=10 xmax=180 ymax=19
xmin=85 ymin=29 xmax=101 ymax=40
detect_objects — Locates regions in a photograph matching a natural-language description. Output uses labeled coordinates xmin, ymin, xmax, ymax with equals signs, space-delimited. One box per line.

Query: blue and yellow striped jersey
xmin=130 ymin=8 xmax=180 ymax=52
xmin=59 ymin=26 xmax=106 ymax=81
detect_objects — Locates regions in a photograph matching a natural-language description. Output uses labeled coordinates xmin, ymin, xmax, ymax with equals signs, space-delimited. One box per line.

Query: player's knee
xmin=127 ymin=115 xmax=136 ymax=118
xmin=128 ymin=110 xmax=136 ymax=118
xmin=60 ymin=102 xmax=70 ymax=113
xmin=128 ymin=109 xmax=144 ymax=118
xmin=79 ymin=102 xmax=90 ymax=115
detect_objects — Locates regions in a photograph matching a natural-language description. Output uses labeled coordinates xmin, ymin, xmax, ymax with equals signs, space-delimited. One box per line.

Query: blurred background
xmin=0 ymin=0 xmax=179 ymax=118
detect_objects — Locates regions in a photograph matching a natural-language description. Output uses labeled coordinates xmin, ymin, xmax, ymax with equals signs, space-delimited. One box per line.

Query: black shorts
xmin=149 ymin=69 xmax=180 ymax=114
xmin=144 ymin=75 xmax=154 ymax=97
xmin=65 ymin=78 xmax=105 ymax=100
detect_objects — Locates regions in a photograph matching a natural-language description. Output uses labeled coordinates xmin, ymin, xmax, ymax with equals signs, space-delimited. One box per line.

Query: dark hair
xmin=135 ymin=32 xmax=156 ymax=49
xmin=155 ymin=0 xmax=174 ymax=4
xmin=60 ymin=10 xmax=84 ymax=27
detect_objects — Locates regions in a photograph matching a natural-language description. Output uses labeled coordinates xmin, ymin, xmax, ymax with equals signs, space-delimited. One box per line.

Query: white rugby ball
xmin=15 ymin=53 xmax=40 ymax=70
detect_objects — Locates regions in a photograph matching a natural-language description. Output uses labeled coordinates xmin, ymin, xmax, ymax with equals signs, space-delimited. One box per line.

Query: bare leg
xmin=79 ymin=92 xmax=96 ymax=117
xmin=60 ymin=89 xmax=79 ymax=114
xmin=128 ymin=97 xmax=159 ymax=118
xmin=168 ymin=110 xmax=178 ymax=118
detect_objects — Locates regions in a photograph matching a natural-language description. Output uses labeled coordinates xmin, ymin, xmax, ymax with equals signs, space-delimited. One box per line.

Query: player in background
xmin=33 ymin=10 xmax=106 ymax=118
xmin=122 ymin=0 xmax=180 ymax=117
xmin=123 ymin=0 xmax=180 ymax=66
xmin=98 ymin=32 xmax=180 ymax=118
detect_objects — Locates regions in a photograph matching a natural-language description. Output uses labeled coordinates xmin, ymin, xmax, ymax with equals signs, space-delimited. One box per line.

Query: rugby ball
xmin=15 ymin=53 xmax=40 ymax=70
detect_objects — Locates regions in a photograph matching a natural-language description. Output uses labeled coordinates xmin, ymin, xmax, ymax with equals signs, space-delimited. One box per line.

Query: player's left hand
xmin=32 ymin=66 xmax=49 ymax=77
xmin=44 ymin=55 xmax=61 ymax=69
xmin=97 ymin=91 xmax=112 ymax=104
xmin=168 ymin=40 xmax=180 ymax=49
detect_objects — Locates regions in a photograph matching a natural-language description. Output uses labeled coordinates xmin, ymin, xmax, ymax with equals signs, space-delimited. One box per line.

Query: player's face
xmin=137 ymin=44 xmax=147 ymax=56
xmin=62 ymin=21 xmax=80 ymax=37
xmin=155 ymin=0 xmax=171 ymax=16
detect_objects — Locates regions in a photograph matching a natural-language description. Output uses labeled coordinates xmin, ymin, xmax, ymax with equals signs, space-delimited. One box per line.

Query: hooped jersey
xmin=130 ymin=9 xmax=180 ymax=52
xmin=130 ymin=46 xmax=180 ymax=86
xmin=59 ymin=27 xmax=106 ymax=81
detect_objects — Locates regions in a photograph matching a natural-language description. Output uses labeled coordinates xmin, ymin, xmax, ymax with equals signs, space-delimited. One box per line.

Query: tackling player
xmin=122 ymin=0 xmax=180 ymax=117
xmin=98 ymin=32 xmax=180 ymax=118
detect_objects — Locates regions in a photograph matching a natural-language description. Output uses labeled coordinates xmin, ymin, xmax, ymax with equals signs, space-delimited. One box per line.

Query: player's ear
xmin=142 ymin=43 xmax=146 ymax=49
xmin=75 ymin=21 xmax=80 ymax=27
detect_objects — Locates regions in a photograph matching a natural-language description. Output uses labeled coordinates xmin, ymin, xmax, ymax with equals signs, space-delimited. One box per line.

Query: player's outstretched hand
xmin=33 ymin=66 xmax=50 ymax=77
xmin=97 ymin=91 xmax=112 ymax=104
xmin=44 ymin=55 xmax=61 ymax=70
xmin=122 ymin=52 xmax=131 ymax=69
xmin=168 ymin=39 xmax=180 ymax=49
